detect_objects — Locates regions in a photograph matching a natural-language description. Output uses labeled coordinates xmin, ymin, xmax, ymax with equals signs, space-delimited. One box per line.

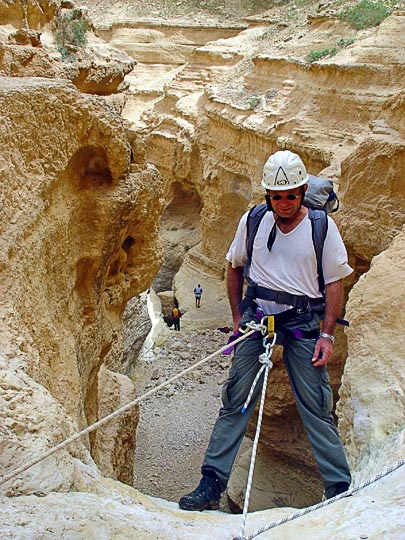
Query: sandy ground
xmin=130 ymin=325 xmax=252 ymax=512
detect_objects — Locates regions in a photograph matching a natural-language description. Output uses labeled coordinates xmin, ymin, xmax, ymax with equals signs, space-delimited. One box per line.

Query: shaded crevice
xmin=153 ymin=181 xmax=202 ymax=292
xmin=67 ymin=146 xmax=114 ymax=190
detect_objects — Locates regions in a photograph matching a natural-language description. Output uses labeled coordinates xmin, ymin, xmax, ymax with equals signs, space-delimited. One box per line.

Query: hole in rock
xmin=67 ymin=146 xmax=113 ymax=189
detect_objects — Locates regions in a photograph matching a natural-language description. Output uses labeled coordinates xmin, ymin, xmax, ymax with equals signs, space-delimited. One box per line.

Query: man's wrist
xmin=319 ymin=332 xmax=335 ymax=343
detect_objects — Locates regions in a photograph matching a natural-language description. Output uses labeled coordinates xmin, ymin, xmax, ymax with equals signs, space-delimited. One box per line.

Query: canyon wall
xmin=101 ymin=7 xmax=404 ymax=509
xmin=0 ymin=3 xmax=162 ymax=491
xmin=0 ymin=1 xmax=404 ymax=538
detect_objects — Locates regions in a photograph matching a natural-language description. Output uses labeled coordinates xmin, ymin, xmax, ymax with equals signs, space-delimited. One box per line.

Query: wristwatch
xmin=319 ymin=332 xmax=335 ymax=343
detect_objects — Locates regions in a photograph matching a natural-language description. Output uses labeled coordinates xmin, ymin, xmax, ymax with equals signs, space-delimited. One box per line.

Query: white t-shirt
xmin=226 ymin=210 xmax=352 ymax=314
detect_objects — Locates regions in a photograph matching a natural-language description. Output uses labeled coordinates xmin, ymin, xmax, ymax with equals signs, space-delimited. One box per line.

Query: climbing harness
xmin=0 ymin=329 xmax=256 ymax=488
xmin=238 ymin=315 xmax=277 ymax=540
xmin=232 ymin=457 xmax=405 ymax=540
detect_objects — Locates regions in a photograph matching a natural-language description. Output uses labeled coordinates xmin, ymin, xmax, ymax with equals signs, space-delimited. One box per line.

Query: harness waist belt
xmin=238 ymin=283 xmax=324 ymax=314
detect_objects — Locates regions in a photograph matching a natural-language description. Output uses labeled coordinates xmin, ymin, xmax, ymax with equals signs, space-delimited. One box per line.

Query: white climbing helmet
xmin=261 ymin=150 xmax=309 ymax=191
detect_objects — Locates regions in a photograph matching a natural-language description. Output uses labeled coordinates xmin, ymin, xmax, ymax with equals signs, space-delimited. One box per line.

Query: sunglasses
xmin=269 ymin=194 xmax=300 ymax=201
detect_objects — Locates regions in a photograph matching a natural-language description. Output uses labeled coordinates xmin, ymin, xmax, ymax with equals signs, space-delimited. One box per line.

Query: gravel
xmin=130 ymin=327 xmax=251 ymax=511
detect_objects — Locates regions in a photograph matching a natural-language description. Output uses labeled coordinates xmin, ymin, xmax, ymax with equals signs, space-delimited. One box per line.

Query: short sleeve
xmin=323 ymin=217 xmax=353 ymax=284
xmin=226 ymin=212 xmax=249 ymax=268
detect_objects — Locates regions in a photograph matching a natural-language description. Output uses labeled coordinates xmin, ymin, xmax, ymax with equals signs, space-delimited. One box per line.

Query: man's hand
xmin=312 ymin=279 xmax=343 ymax=366
xmin=312 ymin=336 xmax=333 ymax=366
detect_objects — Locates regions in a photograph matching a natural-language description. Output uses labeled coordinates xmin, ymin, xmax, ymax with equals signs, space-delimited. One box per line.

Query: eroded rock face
xmin=92 ymin=365 xmax=138 ymax=484
xmin=338 ymin=226 xmax=405 ymax=470
xmin=122 ymin=293 xmax=152 ymax=372
xmin=0 ymin=2 xmax=404 ymax=539
xmin=108 ymin=9 xmax=405 ymax=510
xmin=0 ymin=1 xmax=135 ymax=95
xmin=0 ymin=0 xmax=59 ymax=29
xmin=0 ymin=76 xmax=163 ymax=492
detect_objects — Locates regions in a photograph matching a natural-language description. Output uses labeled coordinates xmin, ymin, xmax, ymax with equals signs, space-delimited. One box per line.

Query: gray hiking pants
xmin=202 ymin=306 xmax=351 ymax=493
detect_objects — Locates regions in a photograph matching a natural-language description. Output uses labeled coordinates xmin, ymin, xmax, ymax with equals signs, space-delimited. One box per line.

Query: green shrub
xmin=306 ymin=36 xmax=356 ymax=63
xmin=338 ymin=0 xmax=390 ymax=30
xmin=306 ymin=47 xmax=337 ymax=63
xmin=248 ymin=96 xmax=261 ymax=109
xmin=54 ymin=9 xmax=88 ymax=60
xmin=336 ymin=37 xmax=356 ymax=47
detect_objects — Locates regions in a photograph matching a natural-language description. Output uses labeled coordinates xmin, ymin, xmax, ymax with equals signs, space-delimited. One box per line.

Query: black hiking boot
xmin=325 ymin=481 xmax=350 ymax=500
xmin=178 ymin=475 xmax=221 ymax=511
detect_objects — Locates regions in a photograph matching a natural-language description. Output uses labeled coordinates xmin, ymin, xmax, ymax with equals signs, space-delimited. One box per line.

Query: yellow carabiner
xmin=267 ymin=315 xmax=275 ymax=339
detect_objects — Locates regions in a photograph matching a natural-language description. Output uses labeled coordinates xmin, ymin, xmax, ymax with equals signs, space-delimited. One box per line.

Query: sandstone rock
xmin=8 ymin=29 xmax=41 ymax=46
xmin=228 ymin=446 xmax=323 ymax=511
xmin=338 ymin=226 xmax=405 ymax=469
xmin=0 ymin=357 xmax=100 ymax=497
xmin=0 ymin=76 xmax=163 ymax=492
xmin=122 ymin=293 xmax=151 ymax=372
xmin=157 ymin=289 xmax=176 ymax=320
xmin=92 ymin=365 xmax=138 ymax=485
xmin=0 ymin=0 xmax=59 ymax=29
xmin=0 ymin=2 xmax=135 ymax=95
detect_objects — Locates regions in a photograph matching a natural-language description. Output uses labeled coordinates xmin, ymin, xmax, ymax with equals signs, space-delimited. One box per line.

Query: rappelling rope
xmin=234 ymin=457 xmax=405 ymax=540
xmin=238 ymin=332 xmax=276 ymax=540
xmin=0 ymin=328 xmax=256 ymax=488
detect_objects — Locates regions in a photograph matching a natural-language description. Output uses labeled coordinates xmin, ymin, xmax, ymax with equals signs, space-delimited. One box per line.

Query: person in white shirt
xmin=179 ymin=150 xmax=352 ymax=511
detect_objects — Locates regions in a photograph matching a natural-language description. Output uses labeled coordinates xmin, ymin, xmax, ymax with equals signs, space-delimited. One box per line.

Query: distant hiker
xmin=179 ymin=150 xmax=352 ymax=511
xmin=194 ymin=284 xmax=203 ymax=307
xmin=172 ymin=305 xmax=181 ymax=331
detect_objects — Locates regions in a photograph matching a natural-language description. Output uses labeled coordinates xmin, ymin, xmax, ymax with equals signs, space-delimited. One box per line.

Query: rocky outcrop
xmin=0 ymin=1 xmax=135 ymax=95
xmin=338 ymin=226 xmax=405 ymax=471
xmin=0 ymin=0 xmax=59 ymax=29
xmin=122 ymin=293 xmax=152 ymax=372
xmin=0 ymin=75 xmax=163 ymax=491
xmin=92 ymin=365 xmax=138 ymax=484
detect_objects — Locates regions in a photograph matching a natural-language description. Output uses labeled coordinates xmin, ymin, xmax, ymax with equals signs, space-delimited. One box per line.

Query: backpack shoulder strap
xmin=308 ymin=207 xmax=328 ymax=295
xmin=244 ymin=203 xmax=268 ymax=279
xmin=246 ymin=203 xmax=268 ymax=257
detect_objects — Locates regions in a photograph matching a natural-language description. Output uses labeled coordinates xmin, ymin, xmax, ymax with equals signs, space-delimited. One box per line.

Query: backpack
xmin=172 ymin=307 xmax=180 ymax=318
xmin=245 ymin=174 xmax=339 ymax=297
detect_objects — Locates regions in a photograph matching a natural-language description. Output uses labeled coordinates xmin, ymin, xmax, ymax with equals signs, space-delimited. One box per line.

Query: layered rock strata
xmin=0 ymin=1 xmax=404 ymax=538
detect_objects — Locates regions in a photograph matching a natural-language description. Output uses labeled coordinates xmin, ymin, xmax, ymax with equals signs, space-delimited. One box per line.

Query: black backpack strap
xmin=309 ymin=209 xmax=350 ymax=326
xmin=244 ymin=203 xmax=268 ymax=279
xmin=308 ymin=207 xmax=328 ymax=296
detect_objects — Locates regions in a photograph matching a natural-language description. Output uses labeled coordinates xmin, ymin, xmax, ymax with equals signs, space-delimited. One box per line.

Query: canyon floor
xmin=131 ymin=323 xmax=252 ymax=512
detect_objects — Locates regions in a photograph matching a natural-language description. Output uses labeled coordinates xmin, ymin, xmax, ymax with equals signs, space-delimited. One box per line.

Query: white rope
xmin=238 ymin=335 xmax=276 ymax=540
xmin=0 ymin=329 xmax=256 ymax=488
xmin=241 ymin=457 xmax=405 ymax=540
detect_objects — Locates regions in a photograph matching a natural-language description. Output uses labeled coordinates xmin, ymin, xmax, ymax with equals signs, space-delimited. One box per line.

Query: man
xmin=179 ymin=150 xmax=352 ymax=511
xmin=194 ymin=284 xmax=203 ymax=307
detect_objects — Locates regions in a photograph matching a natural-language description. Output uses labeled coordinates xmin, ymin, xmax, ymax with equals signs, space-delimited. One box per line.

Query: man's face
xmin=267 ymin=186 xmax=304 ymax=218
